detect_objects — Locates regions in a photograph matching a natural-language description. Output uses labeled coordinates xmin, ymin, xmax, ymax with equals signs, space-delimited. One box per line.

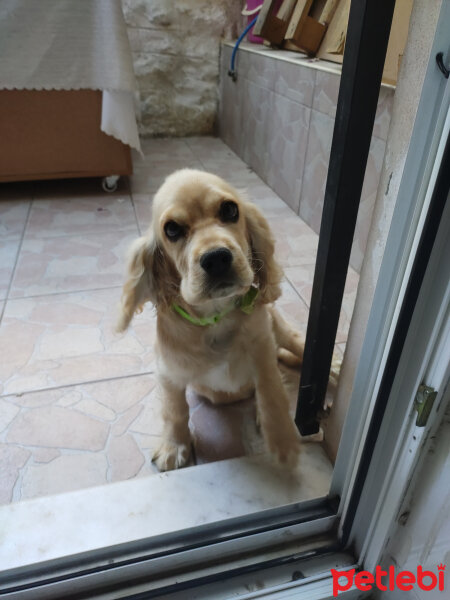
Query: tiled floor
xmin=0 ymin=137 xmax=358 ymax=505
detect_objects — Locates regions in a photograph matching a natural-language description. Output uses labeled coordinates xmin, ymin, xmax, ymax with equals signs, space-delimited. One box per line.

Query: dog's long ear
xmin=245 ymin=202 xmax=283 ymax=303
xmin=116 ymin=235 xmax=157 ymax=332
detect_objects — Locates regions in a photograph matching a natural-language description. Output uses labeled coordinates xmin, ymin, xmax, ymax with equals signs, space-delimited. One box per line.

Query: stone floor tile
xmin=107 ymin=434 xmax=145 ymax=482
xmin=0 ymin=399 xmax=20 ymax=433
xmin=283 ymin=264 xmax=316 ymax=304
xmin=201 ymin=160 xmax=261 ymax=189
xmin=32 ymin=448 xmax=61 ymax=464
xmin=10 ymin=230 xmax=138 ymax=298
xmin=271 ymin=216 xmax=319 ymax=268
xmin=25 ymin=194 xmax=136 ymax=239
xmin=6 ymin=406 xmax=109 ymax=450
xmin=240 ymin=181 xmax=295 ymax=219
xmin=0 ymin=443 xmax=31 ymax=505
xmin=0 ymin=375 xmax=164 ymax=502
xmin=185 ymin=137 xmax=262 ymax=186
xmin=138 ymin=138 xmax=198 ymax=163
xmin=0 ymin=199 xmax=30 ymax=239
xmin=284 ymin=265 xmax=359 ymax=343
xmin=128 ymin=387 xmax=164 ymax=437
xmin=132 ymin=193 xmax=153 ymax=234
xmin=112 ymin=403 xmax=145 ymax=437
xmin=19 ymin=453 xmax=108 ymax=501
xmin=0 ymin=289 xmax=156 ymax=396
xmin=0 ymin=237 xmax=21 ymax=300
xmin=129 ymin=156 xmax=203 ymax=194
xmin=275 ymin=280 xmax=310 ymax=331
xmin=74 ymin=399 xmax=116 ymax=422
xmin=8 ymin=387 xmax=79 ymax=409
xmin=184 ymin=136 xmax=236 ymax=161
xmin=86 ymin=375 xmax=156 ymax=415
xmin=3 ymin=375 xmax=154 ymax=422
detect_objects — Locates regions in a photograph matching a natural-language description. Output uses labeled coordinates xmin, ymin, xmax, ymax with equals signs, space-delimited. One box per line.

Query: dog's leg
xmin=152 ymin=378 xmax=191 ymax=471
xmin=250 ymin=326 xmax=301 ymax=466
xmin=270 ymin=305 xmax=342 ymax=392
xmin=268 ymin=305 xmax=305 ymax=368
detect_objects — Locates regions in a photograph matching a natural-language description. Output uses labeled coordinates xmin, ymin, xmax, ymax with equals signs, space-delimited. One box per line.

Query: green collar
xmin=172 ymin=286 xmax=259 ymax=327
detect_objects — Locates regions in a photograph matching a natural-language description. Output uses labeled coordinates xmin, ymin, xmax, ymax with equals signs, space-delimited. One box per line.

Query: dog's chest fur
xmin=158 ymin=312 xmax=254 ymax=393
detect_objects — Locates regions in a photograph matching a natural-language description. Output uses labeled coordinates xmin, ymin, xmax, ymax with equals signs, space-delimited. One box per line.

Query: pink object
xmin=242 ymin=1 xmax=264 ymax=44
xmin=243 ymin=1 xmax=284 ymax=44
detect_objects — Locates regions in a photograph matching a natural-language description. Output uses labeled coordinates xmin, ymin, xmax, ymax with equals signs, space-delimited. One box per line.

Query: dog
xmin=117 ymin=169 xmax=308 ymax=471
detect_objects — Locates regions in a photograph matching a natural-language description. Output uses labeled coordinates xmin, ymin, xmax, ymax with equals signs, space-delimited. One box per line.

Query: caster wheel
xmin=102 ymin=176 xmax=119 ymax=193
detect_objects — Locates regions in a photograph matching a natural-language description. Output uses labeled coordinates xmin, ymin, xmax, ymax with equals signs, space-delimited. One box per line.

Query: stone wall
xmin=121 ymin=0 xmax=242 ymax=137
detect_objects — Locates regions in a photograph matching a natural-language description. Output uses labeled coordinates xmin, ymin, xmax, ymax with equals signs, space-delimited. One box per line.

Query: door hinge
xmin=414 ymin=384 xmax=438 ymax=427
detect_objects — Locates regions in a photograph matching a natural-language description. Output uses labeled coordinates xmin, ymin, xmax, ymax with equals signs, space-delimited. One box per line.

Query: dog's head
xmin=117 ymin=169 xmax=282 ymax=331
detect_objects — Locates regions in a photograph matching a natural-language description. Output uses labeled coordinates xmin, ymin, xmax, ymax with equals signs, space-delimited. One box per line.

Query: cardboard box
xmin=317 ymin=0 xmax=413 ymax=85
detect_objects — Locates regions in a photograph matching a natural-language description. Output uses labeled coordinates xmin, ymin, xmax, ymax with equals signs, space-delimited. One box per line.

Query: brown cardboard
xmin=316 ymin=0 xmax=413 ymax=85
xmin=254 ymin=0 xmax=296 ymax=45
xmin=285 ymin=0 xmax=341 ymax=56
xmin=287 ymin=16 xmax=327 ymax=54
xmin=382 ymin=0 xmax=413 ymax=86
xmin=0 ymin=89 xmax=132 ymax=183
xmin=285 ymin=0 xmax=314 ymax=40
xmin=316 ymin=0 xmax=350 ymax=62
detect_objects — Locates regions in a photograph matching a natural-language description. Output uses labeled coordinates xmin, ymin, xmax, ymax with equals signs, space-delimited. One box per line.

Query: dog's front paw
xmin=152 ymin=440 xmax=191 ymax=471
xmin=265 ymin=419 xmax=301 ymax=467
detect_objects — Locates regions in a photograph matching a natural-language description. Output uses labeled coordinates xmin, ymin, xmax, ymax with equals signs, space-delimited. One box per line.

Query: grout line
xmin=19 ymin=224 xmax=139 ymax=243
xmin=296 ymin=98 xmax=315 ymax=219
xmin=6 ymin=284 xmax=124 ymax=303
xmin=1 ymin=370 xmax=156 ymax=401
xmin=130 ymin=193 xmax=143 ymax=236
xmin=283 ymin=276 xmax=310 ymax=311
xmin=0 ymin=201 xmax=32 ymax=323
xmin=183 ymin=137 xmax=210 ymax=171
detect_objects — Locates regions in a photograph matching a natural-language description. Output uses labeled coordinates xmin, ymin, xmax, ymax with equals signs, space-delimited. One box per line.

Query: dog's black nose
xmin=200 ymin=247 xmax=233 ymax=278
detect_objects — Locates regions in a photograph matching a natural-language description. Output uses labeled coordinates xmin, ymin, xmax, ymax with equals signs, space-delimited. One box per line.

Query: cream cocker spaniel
xmin=117 ymin=169 xmax=306 ymax=471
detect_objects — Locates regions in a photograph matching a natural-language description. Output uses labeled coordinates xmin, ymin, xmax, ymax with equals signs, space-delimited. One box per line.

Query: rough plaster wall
xmin=121 ymin=0 xmax=242 ymax=137
xmin=323 ymin=0 xmax=443 ymax=461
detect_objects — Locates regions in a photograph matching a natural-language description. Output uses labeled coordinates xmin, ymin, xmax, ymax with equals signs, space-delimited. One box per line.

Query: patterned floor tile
xmin=10 ymin=230 xmax=138 ymax=299
xmin=0 ymin=374 xmax=158 ymax=503
xmin=132 ymin=193 xmax=153 ymax=234
xmin=243 ymin=184 xmax=296 ymax=219
xmin=0 ymin=199 xmax=30 ymax=239
xmin=0 ymin=238 xmax=21 ymax=301
xmin=129 ymin=140 xmax=203 ymax=193
xmin=138 ymin=137 xmax=198 ymax=162
xmin=285 ymin=264 xmax=359 ymax=343
xmin=271 ymin=215 xmax=319 ymax=268
xmin=0 ymin=289 xmax=156 ymax=396
xmin=25 ymin=195 xmax=136 ymax=239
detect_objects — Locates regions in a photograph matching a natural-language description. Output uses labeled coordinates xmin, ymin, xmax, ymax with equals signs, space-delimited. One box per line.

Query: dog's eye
xmin=164 ymin=220 xmax=184 ymax=241
xmin=219 ymin=200 xmax=239 ymax=223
